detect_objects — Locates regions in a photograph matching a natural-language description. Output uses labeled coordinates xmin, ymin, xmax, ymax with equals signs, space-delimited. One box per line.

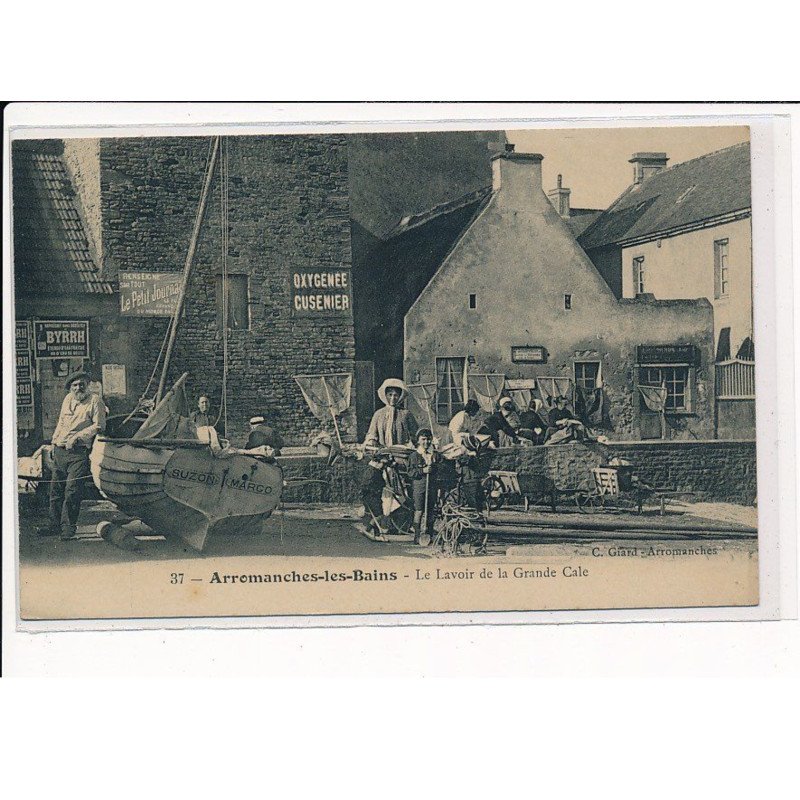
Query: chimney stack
xmin=629 ymin=152 xmax=669 ymax=185
xmin=547 ymin=173 xmax=571 ymax=218
xmin=491 ymin=150 xmax=544 ymax=197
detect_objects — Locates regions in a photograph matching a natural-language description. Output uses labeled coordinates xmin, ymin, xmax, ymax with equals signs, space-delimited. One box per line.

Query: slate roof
xmin=565 ymin=208 xmax=602 ymax=238
xmin=352 ymin=189 xmax=491 ymax=384
xmin=13 ymin=142 xmax=112 ymax=295
xmin=578 ymin=142 xmax=751 ymax=251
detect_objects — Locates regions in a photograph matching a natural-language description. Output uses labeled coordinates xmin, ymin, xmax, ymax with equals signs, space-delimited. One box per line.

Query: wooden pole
xmin=322 ymin=377 xmax=344 ymax=449
xmin=156 ymin=136 xmax=221 ymax=403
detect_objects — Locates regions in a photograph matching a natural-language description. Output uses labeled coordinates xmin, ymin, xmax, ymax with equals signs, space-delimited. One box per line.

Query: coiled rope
xmin=434 ymin=500 xmax=486 ymax=556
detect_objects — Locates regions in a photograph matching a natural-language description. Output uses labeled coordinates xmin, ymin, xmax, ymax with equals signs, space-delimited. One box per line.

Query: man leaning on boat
xmin=37 ymin=370 xmax=106 ymax=541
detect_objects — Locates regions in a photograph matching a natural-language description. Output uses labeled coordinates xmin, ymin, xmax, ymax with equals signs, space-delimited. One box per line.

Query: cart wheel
xmin=576 ymin=491 xmax=603 ymax=512
xmin=482 ymin=476 xmax=505 ymax=511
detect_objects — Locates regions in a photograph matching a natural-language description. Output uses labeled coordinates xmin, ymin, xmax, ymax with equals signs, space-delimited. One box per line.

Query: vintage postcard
xmin=9 ymin=114 xmax=770 ymax=623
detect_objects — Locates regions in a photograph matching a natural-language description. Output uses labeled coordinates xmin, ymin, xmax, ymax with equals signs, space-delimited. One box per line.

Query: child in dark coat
xmin=407 ymin=428 xmax=438 ymax=546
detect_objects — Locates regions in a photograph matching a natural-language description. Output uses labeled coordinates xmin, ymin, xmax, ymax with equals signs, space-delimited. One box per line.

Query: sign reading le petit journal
xmin=290 ymin=268 xmax=352 ymax=317
xmin=119 ymin=271 xmax=182 ymax=316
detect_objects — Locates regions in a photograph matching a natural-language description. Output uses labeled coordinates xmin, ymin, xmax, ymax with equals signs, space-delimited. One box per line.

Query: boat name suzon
xmin=169 ymin=468 xmax=274 ymax=495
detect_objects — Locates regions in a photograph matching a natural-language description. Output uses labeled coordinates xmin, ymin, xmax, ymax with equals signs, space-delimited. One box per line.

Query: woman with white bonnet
xmin=360 ymin=378 xmax=418 ymax=540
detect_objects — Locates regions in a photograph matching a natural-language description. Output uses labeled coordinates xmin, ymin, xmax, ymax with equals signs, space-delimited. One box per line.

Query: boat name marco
xmin=169 ymin=468 xmax=274 ymax=495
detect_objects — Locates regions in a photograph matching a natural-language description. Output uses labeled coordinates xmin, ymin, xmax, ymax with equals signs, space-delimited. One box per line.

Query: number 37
xmin=170 ymin=573 xmax=184 ymax=584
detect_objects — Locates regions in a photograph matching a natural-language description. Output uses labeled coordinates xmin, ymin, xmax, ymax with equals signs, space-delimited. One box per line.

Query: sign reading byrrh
xmin=290 ymin=268 xmax=352 ymax=317
xmin=16 ymin=321 xmax=34 ymax=428
xmin=119 ymin=271 xmax=182 ymax=316
xmin=33 ymin=320 xmax=90 ymax=359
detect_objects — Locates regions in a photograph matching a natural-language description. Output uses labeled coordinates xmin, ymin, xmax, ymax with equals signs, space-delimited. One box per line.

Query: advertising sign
xmin=102 ymin=364 xmax=127 ymax=396
xmin=637 ymin=344 xmax=700 ymax=366
xmin=290 ymin=268 xmax=353 ymax=317
xmin=119 ymin=271 xmax=182 ymax=316
xmin=16 ymin=350 xmax=32 ymax=380
xmin=16 ymin=321 xmax=35 ymax=428
xmin=33 ymin=320 xmax=90 ymax=359
xmin=16 ymin=320 xmax=30 ymax=350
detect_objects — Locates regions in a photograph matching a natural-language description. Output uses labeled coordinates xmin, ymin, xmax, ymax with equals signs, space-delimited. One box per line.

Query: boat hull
xmin=91 ymin=439 xmax=282 ymax=550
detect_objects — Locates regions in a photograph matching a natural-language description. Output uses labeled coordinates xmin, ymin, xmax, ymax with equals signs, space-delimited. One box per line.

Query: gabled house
xmin=577 ymin=142 xmax=754 ymax=438
xmin=578 ymin=143 xmax=752 ymax=362
xmin=404 ymin=148 xmax=716 ymax=441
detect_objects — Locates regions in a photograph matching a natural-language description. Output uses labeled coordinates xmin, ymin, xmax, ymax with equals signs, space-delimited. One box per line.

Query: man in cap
xmin=245 ymin=413 xmax=284 ymax=456
xmin=37 ymin=370 xmax=106 ymax=540
xmin=360 ymin=378 xmax=418 ymax=540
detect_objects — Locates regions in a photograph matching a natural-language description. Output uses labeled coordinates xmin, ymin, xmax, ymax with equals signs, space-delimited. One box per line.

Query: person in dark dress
xmin=477 ymin=397 xmax=521 ymax=447
xmin=518 ymin=398 xmax=549 ymax=445
xmin=547 ymin=396 xmax=591 ymax=443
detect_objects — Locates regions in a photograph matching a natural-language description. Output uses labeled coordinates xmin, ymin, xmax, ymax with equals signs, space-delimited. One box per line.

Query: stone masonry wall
xmin=277 ymin=439 xmax=757 ymax=506
xmin=100 ymin=135 xmax=356 ymax=446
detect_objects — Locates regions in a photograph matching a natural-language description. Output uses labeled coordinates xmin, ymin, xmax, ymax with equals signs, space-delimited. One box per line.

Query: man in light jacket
xmin=37 ymin=370 xmax=106 ymax=540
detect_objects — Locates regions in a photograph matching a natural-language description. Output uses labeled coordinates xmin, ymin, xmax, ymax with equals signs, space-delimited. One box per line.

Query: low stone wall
xmin=277 ymin=439 xmax=758 ymax=506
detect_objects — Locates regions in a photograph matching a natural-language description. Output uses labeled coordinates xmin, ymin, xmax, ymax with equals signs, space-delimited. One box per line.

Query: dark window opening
xmin=574 ymin=361 xmax=600 ymax=391
xmin=564 ymin=293 xmax=572 ymax=310
xmin=633 ymin=256 xmax=645 ymax=294
xmin=216 ymin=274 xmax=249 ymax=330
xmin=714 ymin=239 xmax=730 ymax=299
xmin=468 ymin=293 xmax=477 ymax=310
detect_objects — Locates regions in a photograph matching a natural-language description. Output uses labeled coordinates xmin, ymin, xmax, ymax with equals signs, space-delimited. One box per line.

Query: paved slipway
xmin=17 ymin=493 xmax=758 ymax=568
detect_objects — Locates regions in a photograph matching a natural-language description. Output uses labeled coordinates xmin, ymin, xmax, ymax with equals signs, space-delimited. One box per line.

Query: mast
xmin=156 ymin=136 xmax=221 ymax=403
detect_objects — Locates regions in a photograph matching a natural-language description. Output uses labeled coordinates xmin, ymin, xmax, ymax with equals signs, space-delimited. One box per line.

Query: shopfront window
xmin=640 ymin=366 xmax=689 ymax=411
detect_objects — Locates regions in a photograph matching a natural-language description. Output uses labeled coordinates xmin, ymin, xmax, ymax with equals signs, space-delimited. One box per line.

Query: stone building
xmin=14 ymin=135 xmax=358 ymax=450
xmin=13 ymin=130 xmax=506 ymax=450
xmin=404 ymin=148 xmax=716 ymax=441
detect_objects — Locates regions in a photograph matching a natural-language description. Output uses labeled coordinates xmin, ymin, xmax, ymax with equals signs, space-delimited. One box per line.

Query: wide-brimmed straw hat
xmin=378 ymin=378 xmax=406 ymax=404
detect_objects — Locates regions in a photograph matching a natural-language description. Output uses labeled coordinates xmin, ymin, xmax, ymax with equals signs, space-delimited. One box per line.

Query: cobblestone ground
xmin=17 ymin=493 xmax=757 ymax=567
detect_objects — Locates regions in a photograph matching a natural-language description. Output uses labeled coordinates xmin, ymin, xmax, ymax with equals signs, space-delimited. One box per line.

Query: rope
xmin=214 ymin=136 xmax=230 ymax=436
xmin=434 ymin=499 xmax=485 ymax=556
xmin=126 ymin=138 xmax=217 ymax=425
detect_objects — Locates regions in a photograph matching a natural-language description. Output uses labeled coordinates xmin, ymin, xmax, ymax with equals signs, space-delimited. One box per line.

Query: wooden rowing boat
xmin=90 ymin=436 xmax=283 ymax=551
xmin=89 ymin=138 xmax=285 ymax=551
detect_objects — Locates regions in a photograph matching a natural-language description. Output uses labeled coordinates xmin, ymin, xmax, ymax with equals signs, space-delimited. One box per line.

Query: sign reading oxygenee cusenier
xmin=290 ymin=268 xmax=352 ymax=317
xmin=119 ymin=271 xmax=182 ymax=316
xmin=33 ymin=320 xmax=90 ymax=359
